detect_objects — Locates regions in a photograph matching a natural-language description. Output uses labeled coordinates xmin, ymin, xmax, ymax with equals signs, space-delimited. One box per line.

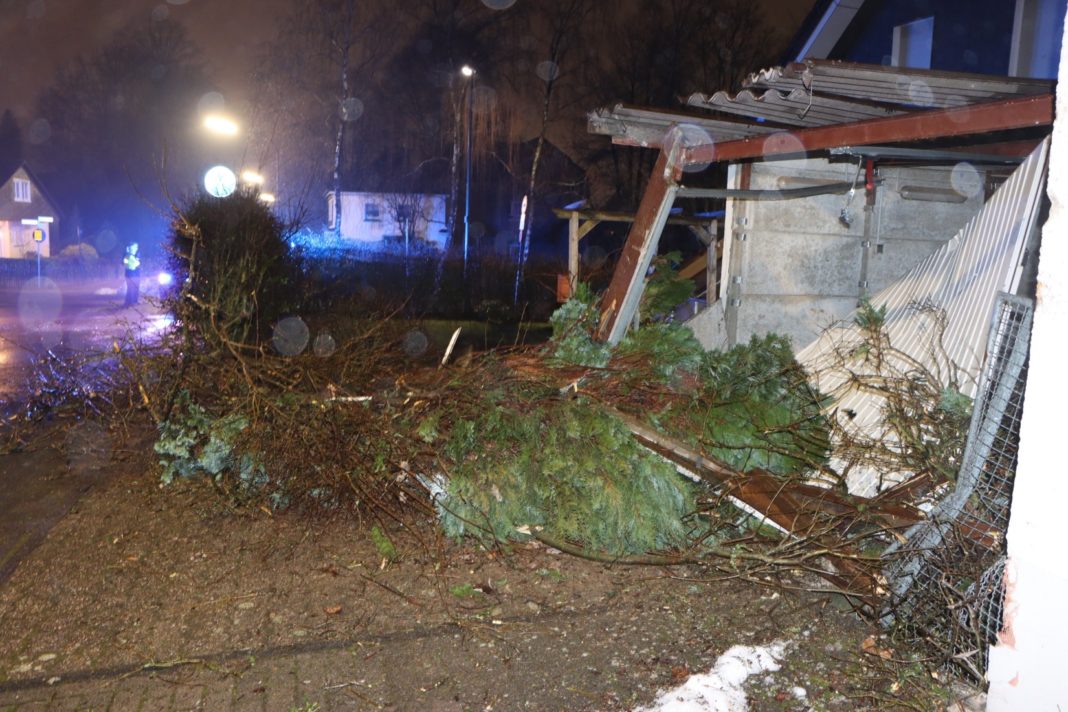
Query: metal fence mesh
xmin=881 ymin=293 xmax=1032 ymax=682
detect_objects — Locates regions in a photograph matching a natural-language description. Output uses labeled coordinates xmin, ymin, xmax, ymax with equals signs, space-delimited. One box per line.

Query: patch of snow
xmin=634 ymin=641 xmax=787 ymax=712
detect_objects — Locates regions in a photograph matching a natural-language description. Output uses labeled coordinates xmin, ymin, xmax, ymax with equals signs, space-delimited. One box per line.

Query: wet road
xmin=0 ymin=278 xmax=164 ymax=399
xmin=0 ymin=277 xmax=166 ymax=583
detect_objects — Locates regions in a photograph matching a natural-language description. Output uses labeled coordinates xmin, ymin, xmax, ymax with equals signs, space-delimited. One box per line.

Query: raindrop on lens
xmin=65 ymin=421 xmax=111 ymax=477
xmin=472 ymin=85 xmax=497 ymax=114
xmin=584 ymin=245 xmax=608 ymax=271
xmin=197 ymin=91 xmax=225 ymax=114
xmin=26 ymin=0 xmax=45 ymax=19
xmin=402 ymin=329 xmax=429 ymax=358
xmin=272 ymin=316 xmax=309 ymax=356
xmin=675 ymin=124 xmax=715 ymax=173
xmin=152 ymin=5 xmax=170 ymax=21
xmin=313 ymin=332 xmax=336 ymax=358
xmin=28 ymin=118 xmax=51 ymax=145
xmin=341 ymin=97 xmax=364 ymax=122
xmin=951 ymin=162 xmax=982 ymax=199
xmin=907 ymin=80 xmax=935 ymax=107
xmin=95 ymin=229 xmax=117 ymax=254
xmin=18 ymin=278 xmax=62 ymax=328
xmin=536 ymin=61 xmax=559 ymax=82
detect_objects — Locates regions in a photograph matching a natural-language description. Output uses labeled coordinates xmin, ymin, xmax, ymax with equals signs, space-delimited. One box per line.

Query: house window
xmin=13 ymin=178 xmax=31 ymax=203
xmin=364 ymin=202 xmax=382 ymax=222
xmin=1010 ymin=0 xmax=1066 ymax=78
xmin=892 ymin=17 xmax=934 ymax=69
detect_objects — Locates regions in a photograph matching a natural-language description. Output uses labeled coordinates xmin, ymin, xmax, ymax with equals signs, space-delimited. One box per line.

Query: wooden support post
xmin=597 ymin=144 xmax=683 ymax=344
xmin=568 ymin=212 xmax=580 ymax=293
xmin=706 ymin=225 xmax=717 ymax=304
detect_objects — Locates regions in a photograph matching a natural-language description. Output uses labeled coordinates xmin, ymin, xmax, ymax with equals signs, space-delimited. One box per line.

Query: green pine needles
xmin=438 ymin=399 xmax=694 ymax=555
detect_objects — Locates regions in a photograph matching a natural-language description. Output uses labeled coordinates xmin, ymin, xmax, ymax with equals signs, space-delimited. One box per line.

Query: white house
xmin=327 ymin=191 xmax=448 ymax=249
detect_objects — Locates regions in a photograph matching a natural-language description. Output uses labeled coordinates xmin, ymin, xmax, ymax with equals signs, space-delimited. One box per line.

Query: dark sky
xmin=1 ymin=0 xmax=816 ymax=127
xmin=0 ymin=0 xmax=288 ymax=122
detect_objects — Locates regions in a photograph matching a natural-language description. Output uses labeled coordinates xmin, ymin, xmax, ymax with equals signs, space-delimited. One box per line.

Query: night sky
xmin=0 ymin=0 xmax=815 ymax=125
xmin=0 ymin=0 xmax=288 ymax=122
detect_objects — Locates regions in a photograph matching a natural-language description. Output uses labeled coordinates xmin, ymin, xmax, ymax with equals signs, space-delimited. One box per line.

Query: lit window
xmin=13 ymin=178 xmax=31 ymax=203
xmin=364 ymin=202 xmax=381 ymax=221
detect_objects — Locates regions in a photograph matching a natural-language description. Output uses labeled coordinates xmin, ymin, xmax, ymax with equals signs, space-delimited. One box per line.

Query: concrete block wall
xmin=689 ymin=157 xmax=987 ymax=351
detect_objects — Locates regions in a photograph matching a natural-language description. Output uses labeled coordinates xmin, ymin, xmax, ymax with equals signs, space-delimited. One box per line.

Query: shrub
xmin=166 ymin=188 xmax=300 ymax=348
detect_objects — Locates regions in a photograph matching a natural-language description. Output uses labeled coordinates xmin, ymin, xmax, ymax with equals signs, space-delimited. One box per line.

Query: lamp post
xmin=461 ymin=65 xmax=475 ymax=281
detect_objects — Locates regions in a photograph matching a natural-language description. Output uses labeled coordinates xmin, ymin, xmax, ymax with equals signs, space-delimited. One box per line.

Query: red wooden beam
xmin=685 ymin=94 xmax=1054 ymax=166
xmin=596 ymin=146 xmax=683 ymax=343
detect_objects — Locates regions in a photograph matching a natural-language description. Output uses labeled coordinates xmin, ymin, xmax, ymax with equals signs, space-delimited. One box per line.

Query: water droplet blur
xmin=761 ymin=132 xmax=806 ymax=159
xmin=951 ymin=162 xmax=983 ymax=199
xmin=65 ymin=421 xmax=111 ymax=477
xmin=358 ymin=284 xmax=377 ymax=301
xmin=470 ymin=221 xmax=486 ymax=240
xmin=313 ymin=332 xmax=336 ymax=358
xmin=536 ymin=60 xmax=560 ymax=82
xmin=673 ymin=124 xmax=715 ymax=173
xmin=197 ymin=91 xmax=225 ymax=114
xmin=18 ymin=278 xmax=62 ymax=328
xmin=584 ymin=245 xmax=608 ymax=272
xmin=907 ymin=80 xmax=935 ymax=107
xmin=152 ymin=5 xmax=170 ymax=21
xmin=150 ymin=64 xmax=167 ymax=81
xmin=472 ymin=85 xmax=497 ymax=114
xmin=272 ymin=316 xmax=309 ymax=356
xmin=481 ymin=0 xmax=517 ymax=9
xmin=28 ymin=118 xmax=51 ymax=145
xmin=341 ymin=97 xmax=364 ymax=121
xmin=95 ymin=229 xmax=117 ymax=255
xmin=962 ymin=49 xmax=978 ymax=67
xmin=26 ymin=0 xmax=45 ymax=19
xmin=403 ymin=329 xmax=429 ymax=357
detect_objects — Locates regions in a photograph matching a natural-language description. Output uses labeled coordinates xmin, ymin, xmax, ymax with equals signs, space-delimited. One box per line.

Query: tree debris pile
xmin=2 ymin=194 xmax=981 ymax=630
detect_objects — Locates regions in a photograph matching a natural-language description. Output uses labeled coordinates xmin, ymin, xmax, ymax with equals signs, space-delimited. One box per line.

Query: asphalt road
xmin=0 ymin=276 xmax=166 ymax=584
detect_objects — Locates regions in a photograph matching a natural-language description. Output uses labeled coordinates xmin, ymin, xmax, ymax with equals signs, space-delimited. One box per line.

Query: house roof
xmin=588 ymin=60 xmax=1054 ymax=158
xmin=786 ymin=0 xmax=868 ymax=63
xmin=0 ymin=162 xmax=61 ymax=219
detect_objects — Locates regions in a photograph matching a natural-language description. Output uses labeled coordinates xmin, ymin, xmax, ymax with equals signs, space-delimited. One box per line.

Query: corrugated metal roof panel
xmin=686 ymin=87 xmax=902 ymax=127
xmin=587 ymin=104 xmax=775 ymax=146
xmin=746 ymin=60 xmax=1054 ymax=109
xmin=795 ymin=138 xmax=1049 ymax=498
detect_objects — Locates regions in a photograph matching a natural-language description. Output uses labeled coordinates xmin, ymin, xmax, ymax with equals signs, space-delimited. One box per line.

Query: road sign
xmin=32 ymin=228 xmax=44 ymax=243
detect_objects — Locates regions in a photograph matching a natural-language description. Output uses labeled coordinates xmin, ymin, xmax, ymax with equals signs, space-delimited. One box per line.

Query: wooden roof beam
xmin=684 ymin=94 xmax=1054 ymax=166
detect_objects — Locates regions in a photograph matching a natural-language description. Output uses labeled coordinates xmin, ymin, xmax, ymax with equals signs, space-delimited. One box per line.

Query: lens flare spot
xmin=272 ymin=316 xmax=309 ymax=357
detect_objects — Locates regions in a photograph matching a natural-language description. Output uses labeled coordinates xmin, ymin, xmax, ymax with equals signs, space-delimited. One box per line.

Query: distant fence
xmin=0 ymin=258 xmax=121 ymax=287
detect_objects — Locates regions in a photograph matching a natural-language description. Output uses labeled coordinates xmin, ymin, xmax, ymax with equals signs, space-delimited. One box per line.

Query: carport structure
xmin=590 ymin=59 xmax=1053 ymax=345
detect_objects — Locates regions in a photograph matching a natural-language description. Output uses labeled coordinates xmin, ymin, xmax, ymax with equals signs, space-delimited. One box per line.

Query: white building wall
xmin=986 ymin=5 xmax=1068 ymax=706
xmin=688 ymin=158 xmax=986 ymax=350
xmin=334 ymin=191 xmax=447 ymax=248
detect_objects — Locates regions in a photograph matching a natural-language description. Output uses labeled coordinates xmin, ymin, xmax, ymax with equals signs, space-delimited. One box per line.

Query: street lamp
xmin=241 ymin=170 xmax=264 ymax=185
xmin=460 ymin=65 xmax=476 ymax=281
xmin=203 ymin=114 xmax=239 ymax=137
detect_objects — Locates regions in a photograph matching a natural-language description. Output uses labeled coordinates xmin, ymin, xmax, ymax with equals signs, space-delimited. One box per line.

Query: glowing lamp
xmin=241 ymin=170 xmax=264 ymax=185
xmin=203 ymin=115 xmax=239 ymax=136
xmin=204 ymin=165 xmax=237 ymax=197
xmin=260 ymin=192 xmax=276 ymax=204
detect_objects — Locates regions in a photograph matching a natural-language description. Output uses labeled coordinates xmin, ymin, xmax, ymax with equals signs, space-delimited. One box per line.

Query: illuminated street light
xmin=461 ymin=65 xmax=476 ymax=280
xmin=242 ymin=170 xmax=264 ymax=185
xmin=204 ymin=165 xmax=237 ymax=197
xmin=260 ymin=192 xmax=276 ymax=204
xmin=203 ymin=114 xmax=239 ymax=136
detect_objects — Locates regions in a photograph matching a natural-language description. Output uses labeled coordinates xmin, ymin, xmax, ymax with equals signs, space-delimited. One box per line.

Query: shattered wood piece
xmin=608 ymin=406 xmax=881 ymax=603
